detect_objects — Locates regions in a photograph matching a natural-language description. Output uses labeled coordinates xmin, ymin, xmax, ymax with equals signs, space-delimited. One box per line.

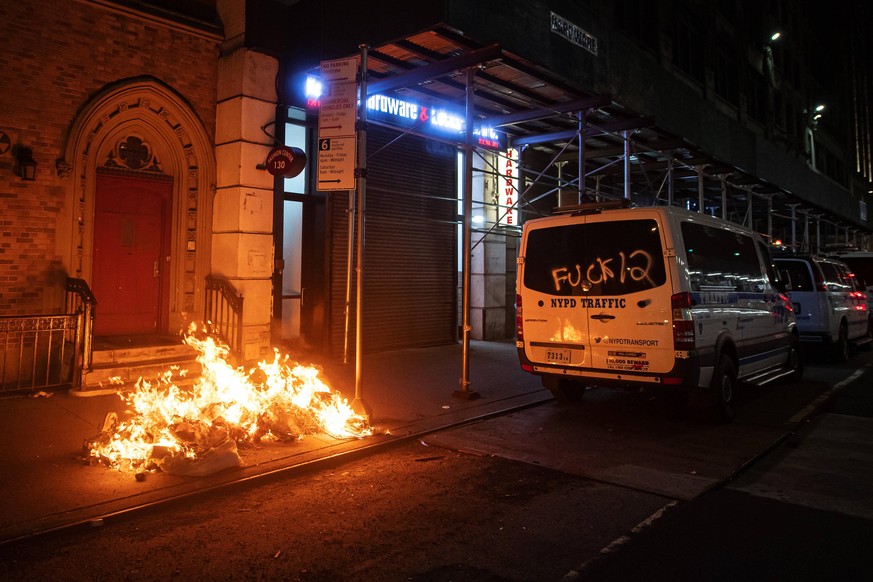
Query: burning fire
xmin=87 ymin=325 xmax=372 ymax=476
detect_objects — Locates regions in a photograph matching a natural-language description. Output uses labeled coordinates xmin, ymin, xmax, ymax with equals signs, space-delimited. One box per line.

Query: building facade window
xmin=714 ymin=42 xmax=739 ymax=105
xmin=280 ymin=106 xmax=312 ymax=341
xmin=674 ymin=11 xmax=705 ymax=83
xmin=613 ymin=0 xmax=659 ymax=52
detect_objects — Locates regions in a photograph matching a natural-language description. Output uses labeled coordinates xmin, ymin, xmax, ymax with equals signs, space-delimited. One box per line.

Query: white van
xmin=516 ymin=204 xmax=802 ymax=421
xmin=773 ymin=254 xmax=871 ymax=361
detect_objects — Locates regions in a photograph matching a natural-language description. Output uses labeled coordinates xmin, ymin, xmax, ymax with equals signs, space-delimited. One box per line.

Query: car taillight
xmin=516 ymin=294 xmax=524 ymax=341
xmin=672 ymin=291 xmax=695 ymax=350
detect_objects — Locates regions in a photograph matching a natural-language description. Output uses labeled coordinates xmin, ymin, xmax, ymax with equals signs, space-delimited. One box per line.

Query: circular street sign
xmin=266 ymin=145 xmax=306 ymax=177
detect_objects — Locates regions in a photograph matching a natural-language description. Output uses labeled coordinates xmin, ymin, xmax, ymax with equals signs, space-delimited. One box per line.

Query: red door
xmin=92 ymin=173 xmax=172 ymax=336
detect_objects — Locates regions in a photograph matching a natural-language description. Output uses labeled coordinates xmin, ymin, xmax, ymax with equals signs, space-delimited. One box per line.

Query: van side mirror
xmin=777 ymin=269 xmax=792 ymax=293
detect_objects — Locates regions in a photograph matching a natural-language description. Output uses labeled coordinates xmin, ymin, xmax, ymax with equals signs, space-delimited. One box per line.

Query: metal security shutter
xmin=328 ymin=126 xmax=458 ymax=355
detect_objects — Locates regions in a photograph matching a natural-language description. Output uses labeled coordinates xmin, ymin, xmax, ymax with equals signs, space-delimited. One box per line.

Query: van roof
xmin=524 ymin=204 xmax=758 ymax=235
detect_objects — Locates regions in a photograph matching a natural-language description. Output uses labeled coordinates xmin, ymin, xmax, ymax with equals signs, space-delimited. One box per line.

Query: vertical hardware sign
xmin=317 ymin=57 xmax=358 ymax=191
xmin=498 ymin=148 xmax=519 ymax=225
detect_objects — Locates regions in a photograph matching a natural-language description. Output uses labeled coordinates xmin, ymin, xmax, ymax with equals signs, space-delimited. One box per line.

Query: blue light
xmin=305 ymin=75 xmax=323 ymax=101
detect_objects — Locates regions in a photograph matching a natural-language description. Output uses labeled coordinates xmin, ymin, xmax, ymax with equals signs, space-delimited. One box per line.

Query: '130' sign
xmin=266 ymin=146 xmax=306 ymax=178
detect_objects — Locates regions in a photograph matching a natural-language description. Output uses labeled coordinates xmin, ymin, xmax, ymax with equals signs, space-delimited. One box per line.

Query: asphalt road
xmin=0 ymin=349 xmax=869 ymax=581
xmin=574 ymin=351 xmax=873 ymax=582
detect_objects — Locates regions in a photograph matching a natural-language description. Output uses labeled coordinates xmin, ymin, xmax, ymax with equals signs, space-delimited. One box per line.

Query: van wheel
xmin=832 ymin=322 xmax=850 ymax=363
xmin=785 ymin=334 xmax=804 ymax=382
xmin=710 ymin=356 xmax=737 ymax=423
xmin=544 ymin=378 xmax=586 ymax=403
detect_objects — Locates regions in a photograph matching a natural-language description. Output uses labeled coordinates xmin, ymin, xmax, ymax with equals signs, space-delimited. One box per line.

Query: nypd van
xmin=515 ymin=204 xmax=802 ymax=421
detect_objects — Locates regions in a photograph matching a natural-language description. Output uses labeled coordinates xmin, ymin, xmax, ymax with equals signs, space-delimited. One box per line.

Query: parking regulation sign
xmin=317 ymin=137 xmax=356 ymax=191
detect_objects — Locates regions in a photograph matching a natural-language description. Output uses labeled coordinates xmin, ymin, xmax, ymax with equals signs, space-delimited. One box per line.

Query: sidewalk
xmin=0 ymin=340 xmax=547 ymax=544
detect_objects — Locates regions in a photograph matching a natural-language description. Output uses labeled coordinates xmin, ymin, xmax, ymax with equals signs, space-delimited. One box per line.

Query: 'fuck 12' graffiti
xmin=550 ymin=249 xmax=656 ymax=292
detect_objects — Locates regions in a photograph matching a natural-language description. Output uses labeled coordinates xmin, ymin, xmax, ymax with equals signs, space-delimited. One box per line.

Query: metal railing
xmin=65 ymin=277 xmax=96 ymax=373
xmin=1 ymin=315 xmax=80 ymax=395
xmin=205 ymin=275 xmax=244 ymax=358
xmin=0 ymin=279 xmax=96 ymax=395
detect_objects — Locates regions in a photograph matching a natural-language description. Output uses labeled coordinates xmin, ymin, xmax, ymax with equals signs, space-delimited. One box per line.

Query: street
xmin=0 ymin=348 xmax=871 ymax=581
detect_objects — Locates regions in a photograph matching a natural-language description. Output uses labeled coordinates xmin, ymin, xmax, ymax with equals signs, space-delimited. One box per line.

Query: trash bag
xmin=158 ymin=436 xmax=243 ymax=477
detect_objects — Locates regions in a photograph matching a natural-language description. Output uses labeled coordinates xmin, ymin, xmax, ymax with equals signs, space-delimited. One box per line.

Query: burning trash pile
xmin=86 ymin=325 xmax=372 ymax=478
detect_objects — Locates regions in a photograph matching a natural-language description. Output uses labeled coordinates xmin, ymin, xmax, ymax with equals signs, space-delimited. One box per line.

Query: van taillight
xmin=672 ymin=292 xmax=695 ymax=350
xmin=516 ymin=294 xmax=524 ymax=341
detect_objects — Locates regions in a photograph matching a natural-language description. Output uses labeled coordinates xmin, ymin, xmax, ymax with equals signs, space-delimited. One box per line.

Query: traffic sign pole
xmin=352 ymin=44 xmax=371 ymax=420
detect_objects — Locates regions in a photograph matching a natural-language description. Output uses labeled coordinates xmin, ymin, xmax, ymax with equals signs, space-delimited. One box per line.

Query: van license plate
xmin=546 ymin=349 xmax=571 ymax=364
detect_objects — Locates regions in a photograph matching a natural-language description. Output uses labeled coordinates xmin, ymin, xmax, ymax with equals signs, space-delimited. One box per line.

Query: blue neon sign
xmin=305 ymin=74 xmax=504 ymax=150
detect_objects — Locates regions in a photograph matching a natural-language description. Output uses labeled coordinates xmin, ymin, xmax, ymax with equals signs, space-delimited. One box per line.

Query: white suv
xmin=774 ymin=255 xmax=871 ymax=361
xmin=829 ymin=250 xmax=873 ymax=327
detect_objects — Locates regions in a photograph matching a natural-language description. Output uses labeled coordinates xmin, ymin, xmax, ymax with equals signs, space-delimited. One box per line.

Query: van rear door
xmin=519 ymin=211 xmax=675 ymax=377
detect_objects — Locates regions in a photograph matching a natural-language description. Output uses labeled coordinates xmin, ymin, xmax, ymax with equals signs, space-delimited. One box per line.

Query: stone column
xmin=470 ymin=153 xmax=508 ymax=340
xmin=213 ymin=47 xmax=278 ymax=361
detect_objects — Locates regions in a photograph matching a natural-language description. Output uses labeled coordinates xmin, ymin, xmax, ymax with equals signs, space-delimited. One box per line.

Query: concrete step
xmin=81 ymin=339 xmax=201 ymax=394
xmin=90 ymin=339 xmax=196 ymax=367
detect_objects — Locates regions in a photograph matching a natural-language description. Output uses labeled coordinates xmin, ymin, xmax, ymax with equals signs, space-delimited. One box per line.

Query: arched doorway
xmin=59 ymin=78 xmax=215 ymax=339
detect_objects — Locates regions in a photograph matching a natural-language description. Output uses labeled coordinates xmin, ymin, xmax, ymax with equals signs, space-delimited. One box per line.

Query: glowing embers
xmin=87 ymin=325 xmax=371 ymax=477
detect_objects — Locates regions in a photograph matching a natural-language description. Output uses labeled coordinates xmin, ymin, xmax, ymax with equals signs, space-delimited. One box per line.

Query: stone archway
xmin=59 ymin=77 xmax=215 ymax=336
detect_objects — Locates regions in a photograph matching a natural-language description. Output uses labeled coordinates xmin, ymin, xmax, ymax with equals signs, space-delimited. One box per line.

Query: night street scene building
xmin=1 ymin=0 xmax=871 ymax=394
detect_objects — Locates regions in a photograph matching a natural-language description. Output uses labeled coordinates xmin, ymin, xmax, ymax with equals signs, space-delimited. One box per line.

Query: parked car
xmin=773 ymin=255 xmax=871 ymax=361
xmin=516 ymin=203 xmax=802 ymax=422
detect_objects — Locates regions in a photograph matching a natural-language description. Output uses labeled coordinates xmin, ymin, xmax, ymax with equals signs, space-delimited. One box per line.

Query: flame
xmin=87 ymin=324 xmax=371 ymax=474
xmin=551 ymin=320 xmax=584 ymax=343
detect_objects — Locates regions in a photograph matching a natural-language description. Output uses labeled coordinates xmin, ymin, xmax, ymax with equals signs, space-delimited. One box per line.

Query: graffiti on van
xmin=550 ymin=249 xmax=656 ymax=292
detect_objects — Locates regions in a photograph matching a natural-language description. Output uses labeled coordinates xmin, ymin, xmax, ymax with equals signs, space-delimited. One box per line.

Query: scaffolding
xmin=331 ymin=26 xmax=872 ymax=396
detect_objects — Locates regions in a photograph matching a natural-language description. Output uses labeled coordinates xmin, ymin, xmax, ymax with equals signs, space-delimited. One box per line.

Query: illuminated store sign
xmin=365 ymin=94 xmax=503 ymax=150
xmin=305 ymin=75 xmax=503 ymax=150
xmin=498 ymin=148 xmax=519 ymax=225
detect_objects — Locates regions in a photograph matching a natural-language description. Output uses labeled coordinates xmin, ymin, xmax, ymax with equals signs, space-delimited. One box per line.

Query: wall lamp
xmin=15 ymin=147 xmax=37 ymax=181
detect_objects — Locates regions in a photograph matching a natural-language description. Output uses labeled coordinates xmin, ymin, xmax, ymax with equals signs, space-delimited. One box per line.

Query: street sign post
xmin=317 ymin=56 xmax=358 ymax=192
